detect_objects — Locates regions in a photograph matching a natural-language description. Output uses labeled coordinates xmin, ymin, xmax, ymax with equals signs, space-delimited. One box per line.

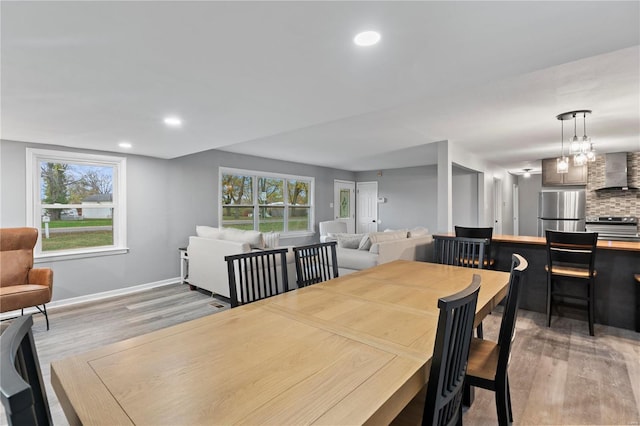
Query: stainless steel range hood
xmin=595 ymin=152 xmax=638 ymax=191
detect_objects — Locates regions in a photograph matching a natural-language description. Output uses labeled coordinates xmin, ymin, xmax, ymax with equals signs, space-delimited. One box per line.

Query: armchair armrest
xmin=28 ymin=268 xmax=53 ymax=290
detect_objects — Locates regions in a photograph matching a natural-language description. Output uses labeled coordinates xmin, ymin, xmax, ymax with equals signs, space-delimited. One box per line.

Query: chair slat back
xmin=545 ymin=230 xmax=597 ymax=272
xmin=293 ymin=242 xmax=338 ymax=288
xmin=225 ymin=248 xmax=290 ymax=308
xmin=496 ymin=254 xmax=528 ymax=374
xmin=434 ymin=236 xmax=488 ymax=269
xmin=423 ymin=275 xmax=481 ymax=426
xmin=454 ymin=226 xmax=493 ymax=241
xmin=0 ymin=315 xmax=52 ymax=426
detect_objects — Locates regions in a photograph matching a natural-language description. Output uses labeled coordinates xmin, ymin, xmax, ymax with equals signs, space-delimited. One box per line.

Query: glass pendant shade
xmin=586 ymin=144 xmax=596 ymax=162
xmin=557 ymin=156 xmax=569 ymax=173
xmin=574 ymin=152 xmax=587 ymax=166
xmin=570 ymin=137 xmax=581 ymax=154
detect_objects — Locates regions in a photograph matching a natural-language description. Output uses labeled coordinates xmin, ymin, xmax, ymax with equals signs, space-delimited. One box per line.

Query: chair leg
xmin=33 ymin=304 xmax=50 ymax=330
xmin=495 ymin=378 xmax=510 ymax=426
xmin=43 ymin=304 xmax=49 ymax=331
xmin=506 ymin=375 xmax=513 ymax=422
xmin=588 ymin=278 xmax=595 ymax=336
xmin=476 ymin=322 xmax=483 ymax=339
xmin=463 ymin=380 xmax=474 ymax=407
xmin=546 ymin=274 xmax=552 ymax=327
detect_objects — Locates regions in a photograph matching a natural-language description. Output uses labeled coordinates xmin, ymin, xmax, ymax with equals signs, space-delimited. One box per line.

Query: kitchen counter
xmin=433 ymin=233 xmax=639 ymax=331
xmin=492 ymin=234 xmax=640 ymax=252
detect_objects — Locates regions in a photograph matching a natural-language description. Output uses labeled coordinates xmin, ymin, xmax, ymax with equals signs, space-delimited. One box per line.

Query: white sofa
xmin=328 ymin=228 xmax=434 ymax=275
xmin=187 ymin=226 xmax=296 ymax=299
xmin=319 ymin=220 xmax=347 ymax=243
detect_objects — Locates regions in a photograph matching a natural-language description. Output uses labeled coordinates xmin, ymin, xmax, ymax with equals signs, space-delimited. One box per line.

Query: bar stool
xmin=635 ymin=274 xmax=640 ymax=333
xmin=545 ymin=230 xmax=598 ymax=336
xmin=454 ymin=226 xmax=495 ymax=269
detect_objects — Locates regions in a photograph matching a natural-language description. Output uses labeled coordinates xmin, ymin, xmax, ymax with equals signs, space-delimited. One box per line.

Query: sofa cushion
xmin=221 ymin=228 xmax=265 ymax=249
xmin=336 ymin=233 xmax=364 ymax=249
xmin=358 ymin=230 xmax=406 ymax=251
xmin=369 ymin=230 xmax=407 ymax=244
xmin=408 ymin=226 xmax=429 ymax=238
xmin=196 ymin=225 xmax=221 ymax=239
xmin=336 ymin=247 xmax=379 ymax=270
xmin=263 ymin=232 xmax=280 ymax=248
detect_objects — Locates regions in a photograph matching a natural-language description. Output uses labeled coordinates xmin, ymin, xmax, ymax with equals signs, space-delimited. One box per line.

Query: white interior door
xmin=493 ymin=178 xmax=503 ymax=234
xmin=333 ymin=180 xmax=355 ymax=233
xmin=356 ymin=181 xmax=378 ymax=234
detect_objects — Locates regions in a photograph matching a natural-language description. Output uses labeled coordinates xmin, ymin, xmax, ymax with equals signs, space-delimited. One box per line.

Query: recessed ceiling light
xmin=118 ymin=141 xmax=132 ymax=149
xmin=354 ymin=31 xmax=381 ymax=47
xmin=163 ymin=116 xmax=183 ymax=128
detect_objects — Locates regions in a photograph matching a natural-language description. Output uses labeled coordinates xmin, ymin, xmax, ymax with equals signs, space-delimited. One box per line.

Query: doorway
xmin=356 ymin=181 xmax=378 ymax=234
xmin=493 ymin=178 xmax=503 ymax=234
xmin=333 ymin=180 xmax=355 ymax=233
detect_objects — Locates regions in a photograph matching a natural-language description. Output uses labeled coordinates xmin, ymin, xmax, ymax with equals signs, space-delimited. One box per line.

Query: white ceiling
xmin=2 ymin=1 xmax=639 ymax=173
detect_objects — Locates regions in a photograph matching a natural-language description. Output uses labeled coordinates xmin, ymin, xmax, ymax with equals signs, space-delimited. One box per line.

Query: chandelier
xmin=556 ymin=110 xmax=596 ymax=173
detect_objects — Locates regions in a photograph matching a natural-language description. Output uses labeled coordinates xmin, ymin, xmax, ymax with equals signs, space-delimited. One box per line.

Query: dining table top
xmin=51 ymin=260 xmax=511 ymax=425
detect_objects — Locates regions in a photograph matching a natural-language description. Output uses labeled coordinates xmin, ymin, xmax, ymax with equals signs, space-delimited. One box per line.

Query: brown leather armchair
xmin=0 ymin=228 xmax=53 ymax=330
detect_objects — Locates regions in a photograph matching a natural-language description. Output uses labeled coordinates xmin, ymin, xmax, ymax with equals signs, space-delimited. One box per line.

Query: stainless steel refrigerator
xmin=537 ymin=190 xmax=586 ymax=237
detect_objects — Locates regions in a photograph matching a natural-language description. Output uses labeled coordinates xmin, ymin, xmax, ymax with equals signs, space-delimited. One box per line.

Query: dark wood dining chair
xmin=434 ymin=235 xmax=489 ymax=338
xmin=1 ymin=315 xmax=52 ymax=426
xmin=454 ymin=226 xmax=495 ymax=269
xmin=465 ymin=253 xmax=528 ymax=426
xmin=420 ymin=275 xmax=481 ymax=426
xmin=225 ymin=248 xmax=290 ymax=308
xmin=545 ymin=230 xmax=598 ymax=336
xmin=292 ymin=241 xmax=338 ymax=288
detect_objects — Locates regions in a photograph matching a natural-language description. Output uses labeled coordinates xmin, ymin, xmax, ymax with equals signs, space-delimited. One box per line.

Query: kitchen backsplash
xmin=586 ymin=152 xmax=640 ymax=217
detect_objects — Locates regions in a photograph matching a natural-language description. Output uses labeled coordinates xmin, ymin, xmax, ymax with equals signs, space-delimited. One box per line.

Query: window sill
xmin=280 ymin=231 xmax=315 ymax=239
xmin=34 ymin=247 xmax=129 ymax=263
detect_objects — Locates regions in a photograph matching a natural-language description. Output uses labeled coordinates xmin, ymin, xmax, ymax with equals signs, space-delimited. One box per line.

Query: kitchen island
xmin=490 ymin=235 xmax=639 ymax=331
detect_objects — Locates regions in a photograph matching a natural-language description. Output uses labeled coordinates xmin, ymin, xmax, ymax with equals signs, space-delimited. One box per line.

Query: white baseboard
xmin=1 ymin=277 xmax=182 ymax=320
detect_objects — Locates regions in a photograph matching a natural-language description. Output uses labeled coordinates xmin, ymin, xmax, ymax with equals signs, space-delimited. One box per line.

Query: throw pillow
xmin=196 ymin=225 xmax=221 ymax=239
xmin=221 ymin=228 xmax=265 ymax=249
xmin=408 ymin=227 xmax=429 ymax=238
xmin=358 ymin=234 xmax=372 ymax=251
xmin=336 ymin=233 xmax=364 ymax=249
xmin=263 ymin=232 xmax=280 ymax=248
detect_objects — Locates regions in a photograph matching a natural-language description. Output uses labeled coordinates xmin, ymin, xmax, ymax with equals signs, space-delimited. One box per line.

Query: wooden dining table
xmin=51 ymin=260 xmax=511 ymax=425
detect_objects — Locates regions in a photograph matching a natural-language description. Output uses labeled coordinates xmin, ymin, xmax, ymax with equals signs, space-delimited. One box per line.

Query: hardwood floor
xmin=1 ymin=283 xmax=229 ymax=426
xmin=1 ymin=283 xmax=638 ymax=425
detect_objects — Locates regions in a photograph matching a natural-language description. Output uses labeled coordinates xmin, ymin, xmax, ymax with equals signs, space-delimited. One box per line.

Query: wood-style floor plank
xmin=1 ymin=283 xmax=638 ymax=425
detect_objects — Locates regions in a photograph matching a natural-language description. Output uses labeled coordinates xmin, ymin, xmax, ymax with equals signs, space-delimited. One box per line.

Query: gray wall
xmin=169 ymin=149 xmax=355 ymax=248
xmin=1 ymin=140 xmax=354 ymax=302
xmin=355 ymin=166 xmax=438 ymax=232
xmin=452 ymin=167 xmax=478 ymax=227
xmin=517 ymin=174 xmax=542 ymax=236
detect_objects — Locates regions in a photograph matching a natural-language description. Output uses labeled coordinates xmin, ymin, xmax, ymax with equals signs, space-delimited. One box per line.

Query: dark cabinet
xmin=541 ymin=158 xmax=587 ymax=186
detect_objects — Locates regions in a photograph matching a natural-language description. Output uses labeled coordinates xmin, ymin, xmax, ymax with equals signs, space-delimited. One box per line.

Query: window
xmin=26 ymin=149 xmax=127 ymax=259
xmin=220 ymin=168 xmax=313 ymax=235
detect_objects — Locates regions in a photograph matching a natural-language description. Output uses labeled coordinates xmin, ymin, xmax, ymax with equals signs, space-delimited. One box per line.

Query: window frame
xmin=26 ymin=148 xmax=128 ymax=261
xmin=219 ymin=167 xmax=314 ymax=237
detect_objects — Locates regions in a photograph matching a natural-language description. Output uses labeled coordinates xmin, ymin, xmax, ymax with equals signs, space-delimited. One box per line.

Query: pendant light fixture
xmin=556 ymin=110 xmax=595 ymax=172
xmin=556 ymin=115 xmax=569 ymax=174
